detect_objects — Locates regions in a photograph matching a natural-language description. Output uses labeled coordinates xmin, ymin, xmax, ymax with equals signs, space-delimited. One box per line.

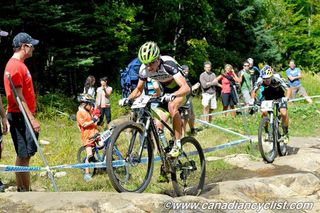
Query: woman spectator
xmin=214 ymin=64 xmax=240 ymax=117
xmin=96 ymin=77 xmax=112 ymax=129
xmin=83 ymin=75 xmax=96 ymax=98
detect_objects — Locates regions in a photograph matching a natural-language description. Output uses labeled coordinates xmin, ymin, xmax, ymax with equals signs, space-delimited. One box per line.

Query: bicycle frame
xmin=127 ymin=96 xmax=174 ymax=170
xmin=260 ymin=99 xmax=281 ymax=141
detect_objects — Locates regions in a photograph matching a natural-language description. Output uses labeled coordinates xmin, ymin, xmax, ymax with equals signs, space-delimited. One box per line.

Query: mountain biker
xmin=250 ymin=65 xmax=292 ymax=143
xmin=119 ymin=41 xmax=191 ymax=158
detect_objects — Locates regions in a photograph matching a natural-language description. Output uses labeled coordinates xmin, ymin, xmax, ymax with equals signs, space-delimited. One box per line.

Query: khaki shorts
xmin=241 ymin=89 xmax=251 ymax=104
xmin=290 ymin=86 xmax=308 ymax=99
xmin=202 ymin=93 xmax=217 ymax=109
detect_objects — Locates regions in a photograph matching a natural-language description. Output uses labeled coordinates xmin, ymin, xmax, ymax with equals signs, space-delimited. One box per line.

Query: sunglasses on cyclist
xmin=146 ymin=60 xmax=158 ymax=67
xmin=263 ymin=77 xmax=272 ymax=83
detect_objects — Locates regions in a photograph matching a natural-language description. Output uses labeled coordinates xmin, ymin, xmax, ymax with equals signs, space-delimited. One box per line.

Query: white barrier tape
xmin=196 ymin=119 xmax=251 ymax=140
xmin=289 ymin=95 xmax=320 ymax=102
xmin=198 ymin=95 xmax=320 ymax=118
xmin=198 ymin=105 xmax=254 ymax=117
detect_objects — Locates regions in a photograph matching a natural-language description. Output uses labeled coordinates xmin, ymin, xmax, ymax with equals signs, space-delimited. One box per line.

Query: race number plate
xmin=100 ymin=129 xmax=112 ymax=142
xmin=131 ymin=96 xmax=152 ymax=109
xmin=261 ymin=100 xmax=273 ymax=112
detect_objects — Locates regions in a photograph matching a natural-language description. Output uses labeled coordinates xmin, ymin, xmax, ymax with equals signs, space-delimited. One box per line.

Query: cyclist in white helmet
xmin=251 ymin=65 xmax=292 ymax=143
xmin=119 ymin=41 xmax=191 ymax=158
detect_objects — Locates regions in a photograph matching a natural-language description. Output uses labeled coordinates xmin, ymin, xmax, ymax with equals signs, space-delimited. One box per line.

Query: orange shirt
xmin=4 ymin=58 xmax=36 ymax=113
xmin=76 ymin=107 xmax=99 ymax=146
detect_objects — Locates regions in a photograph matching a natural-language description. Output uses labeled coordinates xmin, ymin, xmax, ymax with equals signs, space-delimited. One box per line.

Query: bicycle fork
xmin=269 ymin=112 xmax=274 ymax=142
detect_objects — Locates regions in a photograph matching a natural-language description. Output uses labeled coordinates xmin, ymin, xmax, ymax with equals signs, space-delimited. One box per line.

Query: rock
xmin=2 ymin=137 xmax=320 ymax=212
xmin=40 ymin=139 xmax=50 ymax=145
xmin=224 ymin=154 xmax=274 ymax=171
xmin=54 ymin=171 xmax=67 ymax=178
xmin=207 ymin=156 xmax=224 ymax=161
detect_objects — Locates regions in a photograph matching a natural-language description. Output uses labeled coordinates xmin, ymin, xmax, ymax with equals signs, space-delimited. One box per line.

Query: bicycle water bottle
xmin=158 ymin=129 xmax=168 ymax=148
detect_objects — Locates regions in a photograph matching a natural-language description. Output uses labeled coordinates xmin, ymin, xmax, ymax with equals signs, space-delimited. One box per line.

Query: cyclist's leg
xmin=279 ymin=100 xmax=289 ymax=143
xmin=168 ymin=96 xmax=185 ymax=141
xmin=167 ymin=96 xmax=186 ymax=157
xmin=188 ymin=101 xmax=196 ymax=134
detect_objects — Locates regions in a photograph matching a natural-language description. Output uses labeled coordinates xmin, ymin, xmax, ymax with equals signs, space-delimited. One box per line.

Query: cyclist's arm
xmin=128 ymin=79 xmax=145 ymax=100
xmin=152 ymin=80 xmax=161 ymax=97
xmin=286 ymin=87 xmax=292 ymax=99
xmin=172 ymin=73 xmax=190 ymax=97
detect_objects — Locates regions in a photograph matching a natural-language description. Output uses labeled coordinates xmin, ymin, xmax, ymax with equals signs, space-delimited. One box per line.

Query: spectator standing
xmin=4 ymin=32 xmax=40 ymax=192
xmin=286 ymin=60 xmax=312 ymax=104
xmin=96 ymin=77 xmax=113 ymax=129
xmin=238 ymin=61 xmax=252 ymax=106
xmin=83 ymin=75 xmax=96 ymax=98
xmin=247 ymin=58 xmax=260 ymax=86
xmin=214 ymin=64 xmax=240 ymax=117
xmin=199 ymin=61 xmax=220 ymax=123
xmin=181 ymin=65 xmax=200 ymax=135
xmin=0 ymin=29 xmax=9 ymax=193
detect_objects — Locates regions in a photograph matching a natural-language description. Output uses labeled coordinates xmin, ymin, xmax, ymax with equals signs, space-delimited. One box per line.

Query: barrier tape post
xmin=5 ymin=72 xmax=58 ymax=192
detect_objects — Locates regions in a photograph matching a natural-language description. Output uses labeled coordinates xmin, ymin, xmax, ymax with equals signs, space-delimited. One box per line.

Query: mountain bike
xmin=258 ymin=99 xmax=288 ymax=163
xmin=106 ymin=96 xmax=206 ymax=196
xmin=77 ymin=127 xmax=127 ymax=177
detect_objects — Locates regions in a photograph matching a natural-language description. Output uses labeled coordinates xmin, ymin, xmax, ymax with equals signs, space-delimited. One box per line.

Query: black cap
xmin=0 ymin=30 xmax=8 ymax=37
xmin=13 ymin=32 xmax=39 ymax=47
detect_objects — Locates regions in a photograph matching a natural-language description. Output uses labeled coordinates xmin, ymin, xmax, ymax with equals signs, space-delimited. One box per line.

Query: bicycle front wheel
xmin=77 ymin=146 xmax=97 ymax=176
xmin=171 ymin=137 xmax=206 ymax=196
xmin=106 ymin=121 xmax=154 ymax=193
xmin=258 ymin=117 xmax=276 ymax=163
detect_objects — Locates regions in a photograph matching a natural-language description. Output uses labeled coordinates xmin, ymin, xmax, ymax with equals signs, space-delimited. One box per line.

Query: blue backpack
xmin=120 ymin=57 xmax=141 ymax=98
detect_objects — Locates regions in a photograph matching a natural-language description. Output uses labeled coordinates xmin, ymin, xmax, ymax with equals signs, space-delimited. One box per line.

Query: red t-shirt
xmin=221 ymin=75 xmax=232 ymax=94
xmin=4 ymin=58 xmax=36 ymax=113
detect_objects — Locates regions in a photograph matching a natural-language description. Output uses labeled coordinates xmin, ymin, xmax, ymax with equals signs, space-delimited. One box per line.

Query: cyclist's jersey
xmin=138 ymin=55 xmax=184 ymax=92
xmin=253 ymin=73 xmax=289 ymax=100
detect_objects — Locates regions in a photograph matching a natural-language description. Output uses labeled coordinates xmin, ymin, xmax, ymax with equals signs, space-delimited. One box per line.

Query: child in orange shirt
xmin=76 ymin=94 xmax=100 ymax=181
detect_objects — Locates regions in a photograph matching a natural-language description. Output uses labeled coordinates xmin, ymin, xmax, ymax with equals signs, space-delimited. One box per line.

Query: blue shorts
xmin=7 ymin=113 xmax=38 ymax=158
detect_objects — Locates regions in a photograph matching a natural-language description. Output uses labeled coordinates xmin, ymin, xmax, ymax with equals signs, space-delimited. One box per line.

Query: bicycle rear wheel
xmin=106 ymin=121 xmax=154 ymax=192
xmin=171 ymin=137 xmax=206 ymax=196
xmin=276 ymin=117 xmax=288 ymax=156
xmin=258 ymin=117 xmax=276 ymax=163
xmin=77 ymin=146 xmax=97 ymax=176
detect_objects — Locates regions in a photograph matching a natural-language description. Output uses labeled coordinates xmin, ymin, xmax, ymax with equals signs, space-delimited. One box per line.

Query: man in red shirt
xmin=4 ymin=32 xmax=40 ymax=192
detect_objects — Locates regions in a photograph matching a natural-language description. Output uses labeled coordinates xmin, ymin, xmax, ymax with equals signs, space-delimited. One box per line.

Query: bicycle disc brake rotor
xmin=179 ymin=160 xmax=197 ymax=181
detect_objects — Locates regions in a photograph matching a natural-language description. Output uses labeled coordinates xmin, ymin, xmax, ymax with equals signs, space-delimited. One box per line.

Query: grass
xmin=0 ymin=72 xmax=319 ymax=193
